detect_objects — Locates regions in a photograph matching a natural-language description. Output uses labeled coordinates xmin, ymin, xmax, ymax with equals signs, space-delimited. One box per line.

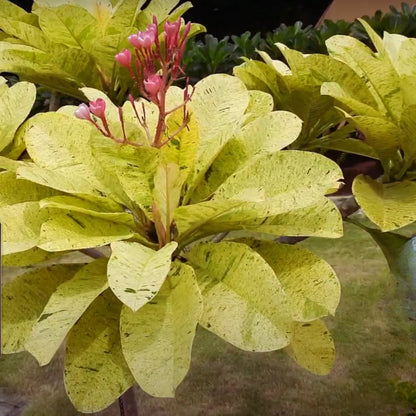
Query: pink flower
xmin=128 ymin=25 xmax=157 ymax=49
xmin=89 ymin=98 xmax=106 ymax=119
xmin=144 ymin=74 xmax=163 ymax=96
xmin=115 ymin=49 xmax=132 ymax=67
xmin=164 ymin=19 xmax=181 ymax=48
xmin=74 ymin=103 xmax=91 ymax=120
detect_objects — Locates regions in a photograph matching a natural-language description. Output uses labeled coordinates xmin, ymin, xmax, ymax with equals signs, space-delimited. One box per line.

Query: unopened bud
xmin=144 ymin=74 xmax=163 ymax=97
xmin=89 ymin=98 xmax=106 ymax=119
xmin=115 ymin=49 xmax=132 ymax=67
xmin=164 ymin=19 xmax=181 ymax=47
xmin=74 ymin=103 xmax=91 ymax=120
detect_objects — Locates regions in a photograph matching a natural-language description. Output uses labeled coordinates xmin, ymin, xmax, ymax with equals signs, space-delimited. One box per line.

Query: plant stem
xmin=48 ymin=92 xmax=61 ymax=112
xmin=118 ymin=387 xmax=139 ymax=416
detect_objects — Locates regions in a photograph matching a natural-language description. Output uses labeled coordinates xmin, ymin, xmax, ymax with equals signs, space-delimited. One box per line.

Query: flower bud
xmin=128 ymin=33 xmax=141 ymax=48
xmin=74 ymin=103 xmax=91 ymax=120
xmin=144 ymin=74 xmax=163 ymax=97
xmin=89 ymin=98 xmax=106 ymax=119
xmin=115 ymin=49 xmax=132 ymax=67
xmin=129 ymin=25 xmax=157 ymax=49
xmin=164 ymin=19 xmax=181 ymax=47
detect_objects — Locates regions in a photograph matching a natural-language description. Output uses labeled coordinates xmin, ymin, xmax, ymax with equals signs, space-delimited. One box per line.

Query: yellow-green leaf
xmin=36 ymin=5 xmax=98 ymax=49
xmin=285 ymin=320 xmax=335 ymax=375
xmin=2 ymin=247 xmax=62 ymax=267
xmin=247 ymin=241 xmax=340 ymax=321
xmin=26 ymin=258 xmax=108 ymax=365
xmin=247 ymin=198 xmax=343 ymax=239
xmin=0 ymin=81 xmax=36 ymax=152
xmin=185 ymin=74 xmax=249 ymax=199
xmin=108 ymin=241 xmax=177 ymax=311
xmin=176 ymin=151 xmax=342 ymax=243
xmin=0 ymin=170 xmax=60 ymax=207
xmin=0 ymin=201 xmax=48 ymax=255
xmin=120 ymin=262 xmax=202 ymax=397
xmin=2 ymin=264 xmax=81 ymax=353
xmin=186 ymin=241 xmax=293 ymax=352
xmin=244 ymin=90 xmax=274 ymax=124
xmin=153 ymin=163 xmax=182 ymax=231
xmin=353 ymin=174 xmax=416 ymax=231
xmin=191 ymin=111 xmax=302 ymax=202
xmin=326 ymin=33 xmax=403 ymax=122
xmin=160 ymin=109 xmax=199 ymax=183
xmin=65 ymin=290 xmax=134 ymax=413
xmin=39 ymin=195 xmax=134 ymax=227
xmin=38 ymin=211 xmax=135 ymax=251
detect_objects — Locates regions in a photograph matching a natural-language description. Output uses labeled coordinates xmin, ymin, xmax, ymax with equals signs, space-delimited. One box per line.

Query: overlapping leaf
xmin=2 ymin=264 xmax=82 ymax=353
xmin=186 ymin=241 xmax=293 ymax=351
xmin=353 ymin=175 xmax=416 ymax=231
xmin=108 ymin=241 xmax=177 ymax=311
xmin=246 ymin=240 xmax=340 ymax=321
xmin=65 ymin=290 xmax=134 ymax=413
xmin=120 ymin=262 xmax=202 ymax=397
xmin=286 ymin=320 xmax=335 ymax=375
xmin=26 ymin=258 xmax=109 ymax=365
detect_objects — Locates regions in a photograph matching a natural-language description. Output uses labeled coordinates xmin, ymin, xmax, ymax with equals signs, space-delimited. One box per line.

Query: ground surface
xmin=1 ymin=222 xmax=415 ymax=416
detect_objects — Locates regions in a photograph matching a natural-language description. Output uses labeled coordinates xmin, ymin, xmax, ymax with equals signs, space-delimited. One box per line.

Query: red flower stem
xmin=88 ymin=119 xmax=108 ymax=137
xmin=118 ymin=106 xmax=127 ymax=142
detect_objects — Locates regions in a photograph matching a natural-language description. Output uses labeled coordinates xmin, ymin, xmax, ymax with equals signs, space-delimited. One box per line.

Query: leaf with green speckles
xmin=248 ymin=198 xmax=343 ymax=238
xmin=64 ymin=290 xmax=134 ymax=413
xmin=326 ymin=32 xmax=402 ymax=121
xmin=0 ymin=201 xmax=50 ymax=255
xmin=1 ymin=264 xmax=82 ymax=353
xmin=186 ymin=241 xmax=293 ymax=352
xmin=244 ymin=240 xmax=340 ymax=321
xmin=26 ymin=258 xmax=108 ymax=365
xmin=21 ymin=111 xmax=130 ymax=204
xmin=353 ymin=175 xmax=416 ymax=231
xmin=108 ymin=241 xmax=177 ymax=311
xmin=39 ymin=195 xmax=134 ymax=227
xmin=244 ymin=90 xmax=274 ymax=125
xmin=38 ymin=211 xmax=135 ymax=251
xmin=233 ymin=59 xmax=281 ymax=99
xmin=0 ymin=80 xmax=36 ymax=154
xmin=2 ymin=247 xmax=63 ymax=267
xmin=191 ymin=111 xmax=302 ymax=202
xmin=184 ymin=74 xmax=250 ymax=199
xmin=0 ymin=171 xmax=61 ymax=207
xmin=89 ymin=133 xmax=159 ymax=212
xmin=285 ymin=320 xmax=335 ymax=375
xmin=175 ymin=151 xmax=342 ymax=242
xmin=160 ymin=109 xmax=199 ymax=183
xmin=120 ymin=261 xmax=202 ymax=397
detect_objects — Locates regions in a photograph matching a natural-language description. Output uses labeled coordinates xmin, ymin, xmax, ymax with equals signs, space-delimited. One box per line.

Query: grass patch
xmin=1 ymin=222 xmax=415 ymax=415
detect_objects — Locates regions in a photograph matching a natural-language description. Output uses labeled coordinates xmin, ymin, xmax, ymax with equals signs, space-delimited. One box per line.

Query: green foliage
xmin=1 ymin=74 xmax=343 ymax=411
xmin=0 ymin=0 xmax=204 ymax=104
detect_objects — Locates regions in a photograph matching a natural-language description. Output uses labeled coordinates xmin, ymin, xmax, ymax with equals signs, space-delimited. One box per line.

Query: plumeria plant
xmin=1 ymin=14 xmax=343 ymax=414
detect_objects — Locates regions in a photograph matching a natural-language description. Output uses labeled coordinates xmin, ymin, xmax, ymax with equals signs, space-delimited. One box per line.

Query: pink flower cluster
xmin=75 ymin=16 xmax=193 ymax=148
xmin=115 ymin=17 xmax=191 ymax=105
